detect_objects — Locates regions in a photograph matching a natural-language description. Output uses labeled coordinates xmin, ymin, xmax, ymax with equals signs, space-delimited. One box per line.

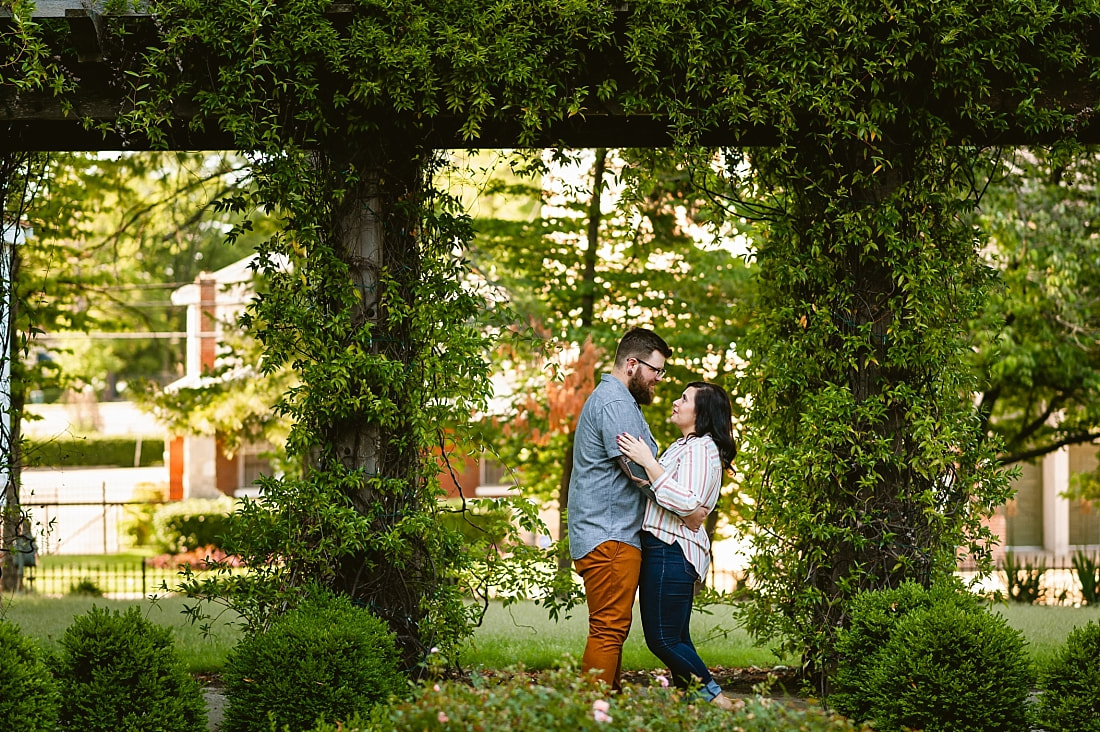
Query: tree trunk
xmin=557 ymin=148 xmax=608 ymax=581
xmin=308 ymin=145 xmax=433 ymax=668
xmin=1 ymin=155 xmax=28 ymax=598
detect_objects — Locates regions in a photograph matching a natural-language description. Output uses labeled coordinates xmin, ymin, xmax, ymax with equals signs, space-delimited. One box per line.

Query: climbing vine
xmin=5 ymin=0 xmax=1100 ymax=678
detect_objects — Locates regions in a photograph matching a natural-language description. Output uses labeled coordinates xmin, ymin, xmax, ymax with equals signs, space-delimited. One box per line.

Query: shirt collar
xmin=600 ymin=373 xmax=638 ymax=405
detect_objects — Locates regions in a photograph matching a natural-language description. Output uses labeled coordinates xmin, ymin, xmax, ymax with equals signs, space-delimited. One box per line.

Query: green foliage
xmin=23 ymin=152 xmax=271 ymax=397
xmin=970 ymin=147 xmax=1100 ymax=465
xmin=1003 ymin=552 xmax=1048 ymax=604
xmin=0 ymin=618 xmax=60 ymax=732
xmin=221 ymin=592 xmax=406 ymax=732
xmin=307 ymin=667 xmax=871 ymax=732
xmin=863 ymin=604 xmax=1032 ymax=732
xmin=437 ymin=499 xmax=513 ymax=547
xmin=1073 ymin=551 xmax=1100 ymax=606
xmin=133 ymin=1 xmax=615 ymax=148
xmin=1032 ymin=620 xmax=1100 ymax=732
xmin=24 ymin=436 xmax=165 ymax=467
xmin=11 ymin=0 xmax=1100 ymax=680
xmin=120 ymin=482 xmax=168 ymax=548
xmin=831 ymin=580 xmax=983 ymax=720
xmin=835 ymin=583 xmax=1031 ymax=732
xmin=152 ymin=497 xmax=235 ymax=553
xmin=67 ymin=578 xmax=104 ymax=597
xmin=54 ymin=605 xmax=207 ymax=732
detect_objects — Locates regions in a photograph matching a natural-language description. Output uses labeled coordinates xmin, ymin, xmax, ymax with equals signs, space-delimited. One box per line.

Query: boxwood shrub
xmin=864 ymin=603 xmax=1032 ymax=732
xmin=152 ymin=496 xmax=235 ymax=553
xmin=221 ymin=592 xmax=406 ymax=732
xmin=1031 ymin=620 xmax=1100 ymax=732
xmin=0 ymin=618 xmax=59 ymax=731
xmin=831 ymin=579 xmax=983 ymax=721
xmin=54 ymin=605 xmax=206 ymax=732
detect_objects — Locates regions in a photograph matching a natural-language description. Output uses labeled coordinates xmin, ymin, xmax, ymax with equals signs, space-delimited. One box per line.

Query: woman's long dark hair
xmin=687 ymin=381 xmax=736 ymax=471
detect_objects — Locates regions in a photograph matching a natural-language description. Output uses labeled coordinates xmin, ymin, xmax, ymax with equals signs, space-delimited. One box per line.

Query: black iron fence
xmin=22 ymin=561 xmax=202 ymax=598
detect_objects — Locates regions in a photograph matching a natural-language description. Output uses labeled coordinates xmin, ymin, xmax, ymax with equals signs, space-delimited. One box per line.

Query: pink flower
xmin=593 ymin=710 xmax=612 ymax=723
xmin=592 ymin=699 xmax=612 ymax=723
xmin=437 ymin=711 xmax=449 ymax=723
xmin=433 ymin=684 xmax=441 ymax=692
xmin=656 ymin=674 xmax=670 ymax=688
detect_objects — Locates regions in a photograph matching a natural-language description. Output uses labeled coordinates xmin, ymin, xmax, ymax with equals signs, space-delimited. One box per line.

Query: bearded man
xmin=567 ymin=327 xmax=706 ymax=691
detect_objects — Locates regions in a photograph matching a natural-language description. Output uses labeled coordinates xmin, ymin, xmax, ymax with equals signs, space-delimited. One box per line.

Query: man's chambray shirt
xmin=568 ymin=374 xmax=658 ymax=561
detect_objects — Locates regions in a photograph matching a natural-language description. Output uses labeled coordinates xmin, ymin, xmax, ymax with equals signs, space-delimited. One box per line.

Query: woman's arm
xmin=650 ymin=439 xmax=720 ymax=515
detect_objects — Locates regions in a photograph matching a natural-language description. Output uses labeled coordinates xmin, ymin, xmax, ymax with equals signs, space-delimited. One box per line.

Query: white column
xmin=183 ymin=435 xmax=219 ymax=499
xmin=1042 ymin=447 xmax=1071 ymax=556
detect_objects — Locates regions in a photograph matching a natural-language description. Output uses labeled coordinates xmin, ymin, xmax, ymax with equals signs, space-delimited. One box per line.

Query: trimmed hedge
xmin=54 ymin=605 xmax=206 ymax=732
xmin=25 ymin=436 xmax=165 ymax=468
xmin=866 ymin=604 xmax=1032 ymax=732
xmin=0 ymin=618 xmax=59 ymax=731
xmin=1032 ymin=620 xmax=1100 ymax=732
xmin=831 ymin=580 xmax=983 ymax=720
xmin=221 ymin=592 xmax=406 ymax=732
xmin=152 ymin=497 xmax=236 ymax=553
xmin=832 ymin=581 xmax=1032 ymax=732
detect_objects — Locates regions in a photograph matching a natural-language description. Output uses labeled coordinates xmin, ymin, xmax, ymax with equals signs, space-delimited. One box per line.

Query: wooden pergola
xmin=5 ymin=1 xmax=1100 ymax=150
xmin=6 ymin=1 xmax=1100 ymax=663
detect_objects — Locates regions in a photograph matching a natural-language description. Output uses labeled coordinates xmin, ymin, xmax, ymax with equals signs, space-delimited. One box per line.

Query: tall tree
xmin=970 ymin=147 xmax=1100 ymax=466
xmin=26 ymin=152 xmax=273 ymax=397
xmin=0 ymin=151 xmax=45 ymax=596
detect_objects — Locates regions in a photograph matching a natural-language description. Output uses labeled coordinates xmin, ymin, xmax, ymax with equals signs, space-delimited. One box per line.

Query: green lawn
xmin=0 ymin=594 xmax=243 ymax=674
xmin=991 ymin=602 xmax=1100 ymax=666
xmin=460 ymin=600 xmax=793 ymax=671
xmin=4 ymin=593 xmax=1099 ymax=677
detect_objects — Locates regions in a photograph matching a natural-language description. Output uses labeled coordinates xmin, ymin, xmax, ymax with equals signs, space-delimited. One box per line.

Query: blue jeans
xmin=639 ymin=531 xmax=722 ymax=702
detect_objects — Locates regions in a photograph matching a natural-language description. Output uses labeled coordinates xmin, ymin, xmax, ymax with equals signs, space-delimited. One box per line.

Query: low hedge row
xmin=25 ymin=436 xmax=165 ymax=468
xmin=309 ymin=668 xmax=873 ymax=732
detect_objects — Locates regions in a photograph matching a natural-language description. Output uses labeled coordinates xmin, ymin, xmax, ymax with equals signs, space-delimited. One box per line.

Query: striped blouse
xmin=643 ymin=434 xmax=723 ymax=579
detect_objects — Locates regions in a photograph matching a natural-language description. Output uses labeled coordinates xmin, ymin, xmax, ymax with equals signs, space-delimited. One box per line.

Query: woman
xmin=616 ymin=381 xmax=737 ymax=710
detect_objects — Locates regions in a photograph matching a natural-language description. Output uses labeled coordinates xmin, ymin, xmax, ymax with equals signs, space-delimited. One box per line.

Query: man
xmin=568 ymin=327 xmax=707 ymax=691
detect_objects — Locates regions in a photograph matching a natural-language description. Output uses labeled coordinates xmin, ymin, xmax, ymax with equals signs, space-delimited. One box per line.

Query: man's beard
xmin=627 ymin=370 xmax=655 ymax=405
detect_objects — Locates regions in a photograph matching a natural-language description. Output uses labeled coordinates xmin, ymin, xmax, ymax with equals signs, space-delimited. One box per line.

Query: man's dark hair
xmin=613 ymin=327 xmax=671 ymax=367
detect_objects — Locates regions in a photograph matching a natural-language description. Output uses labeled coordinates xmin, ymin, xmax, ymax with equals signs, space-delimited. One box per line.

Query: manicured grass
xmin=459 ymin=600 xmax=795 ymax=671
xmin=5 ymin=592 xmax=1099 ymax=678
xmin=0 ymin=594 xmax=242 ymax=674
xmin=992 ymin=602 xmax=1100 ymax=667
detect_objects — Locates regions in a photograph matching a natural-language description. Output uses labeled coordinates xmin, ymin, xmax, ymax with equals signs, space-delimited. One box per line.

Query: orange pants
xmin=575 ymin=540 xmax=642 ymax=691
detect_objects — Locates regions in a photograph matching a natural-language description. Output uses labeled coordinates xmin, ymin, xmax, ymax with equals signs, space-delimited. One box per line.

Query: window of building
xmin=1005 ymin=460 xmax=1043 ymax=548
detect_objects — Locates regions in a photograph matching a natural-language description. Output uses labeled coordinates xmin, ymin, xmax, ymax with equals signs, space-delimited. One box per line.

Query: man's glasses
xmin=634 ymin=357 xmax=666 ymax=378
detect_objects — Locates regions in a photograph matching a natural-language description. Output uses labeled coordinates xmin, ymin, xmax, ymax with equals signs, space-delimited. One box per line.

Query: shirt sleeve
xmin=598 ymin=400 xmax=653 ymax=462
xmin=651 ymin=439 xmax=719 ymax=516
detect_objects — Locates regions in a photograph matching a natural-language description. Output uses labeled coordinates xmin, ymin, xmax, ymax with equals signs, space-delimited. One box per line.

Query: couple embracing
xmin=567 ymin=327 xmax=738 ymax=710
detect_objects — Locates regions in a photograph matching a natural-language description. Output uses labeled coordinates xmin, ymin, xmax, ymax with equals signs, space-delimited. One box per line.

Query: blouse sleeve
xmin=651 ymin=438 xmax=720 ymax=516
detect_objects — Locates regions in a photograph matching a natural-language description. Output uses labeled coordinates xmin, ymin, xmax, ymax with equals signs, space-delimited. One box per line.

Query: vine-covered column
xmin=223 ymin=139 xmax=488 ymax=670
xmin=739 ymin=135 xmax=1012 ymax=682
